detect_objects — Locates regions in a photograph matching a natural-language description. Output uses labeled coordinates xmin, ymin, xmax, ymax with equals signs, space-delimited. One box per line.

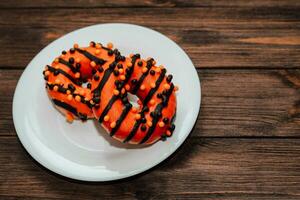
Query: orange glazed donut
xmin=43 ymin=42 xmax=178 ymax=145
xmin=90 ymin=43 xmax=178 ymax=145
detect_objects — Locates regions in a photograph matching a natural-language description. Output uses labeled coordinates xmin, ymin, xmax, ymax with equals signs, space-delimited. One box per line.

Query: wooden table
xmin=1 ymin=1 xmax=300 ymax=199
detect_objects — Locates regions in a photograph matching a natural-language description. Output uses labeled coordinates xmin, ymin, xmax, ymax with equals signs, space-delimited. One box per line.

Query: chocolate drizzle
xmin=110 ymin=103 xmax=132 ymax=136
xmin=131 ymin=59 xmax=153 ymax=94
xmin=98 ymin=55 xmax=138 ymax=123
xmin=47 ymin=65 xmax=81 ymax=85
xmin=139 ymin=84 xmax=174 ymax=144
xmin=143 ymin=68 xmax=166 ymax=105
xmin=52 ymin=99 xmax=78 ymax=116
xmin=75 ymin=48 xmax=106 ymax=65
xmin=58 ymin=58 xmax=77 ymax=73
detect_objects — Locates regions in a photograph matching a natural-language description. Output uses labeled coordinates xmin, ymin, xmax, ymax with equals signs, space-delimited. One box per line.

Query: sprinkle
xmin=132 ymin=107 xmax=137 ymax=113
xmin=141 ymin=125 xmax=147 ymax=132
xmin=104 ymin=115 xmax=110 ymax=122
xmin=54 ymin=58 xmax=59 ymax=63
xmin=96 ymin=43 xmax=102 ymax=49
xmin=69 ymin=57 xmax=75 ymax=64
xmin=62 ymin=50 xmax=67 ymax=55
xmin=66 ymin=90 xmax=71 ymax=94
xmin=174 ymin=85 xmax=179 ymax=91
xmin=135 ymin=114 xmax=141 ymax=120
xmin=137 ymin=99 xmax=142 ymax=105
xmin=66 ymin=113 xmax=74 ymax=123
xmin=125 ymin=84 xmax=130 ymax=91
xmin=140 ymin=84 xmax=146 ymax=90
xmin=75 ymin=95 xmax=81 ymax=102
xmin=45 ymin=71 xmax=50 ymax=76
xmin=159 ymin=65 xmax=164 ymax=69
xmin=155 ymin=67 xmax=161 ymax=73
xmin=95 ymin=49 xmax=100 ymax=55
xmin=53 ymin=86 xmax=59 ymax=91
xmin=54 ymin=66 xmax=59 ymax=69
xmin=90 ymin=41 xmax=96 ymax=47
xmin=94 ymin=75 xmax=99 ymax=81
xmin=121 ymin=88 xmax=126 ymax=94
xmin=164 ymin=83 xmax=171 ymax=90
xmin=79 ymin=90 xmax=85 ymax=96
xmin=67 ymin=94 xmax=73 ymax=100
xmin=158 ymin=121 xmax=165 ymax=128
xmin=75 ymin=72 xmax=80 ymax=78
xmin=113 ymin=89 xmax=120 ymax=96
xmin=73 ymin=43 xmax=79 ymax=48
xmin=90 ymin=61 xmax=96 ymax=67
xmin=120 ymin=75 xmax=126 ymax=80
xmin=75 ymin=58 xmax=81 ymax=63
xmin=149 ymin=99 xmax=155 ymax=105
xmin=142 ymin=67 xmax=148 ymax=73
xmin=110 ymin=121 xmax=116 ymax=128
xmin=150 ymin=83 xmax=156 ymax=88
xmin=90 ymin=100 xmax=94 ymax=105
xmin=150 ymin=70 xmax=155 ymax=76
xmin=107 ymin=42 xmax=113 ymax=49
xmin=166 ymin=130 xmax=172 ymax=136
xmin=138 ymin=61 xmax=143 ymax=67
xmin=55 ymin=79 xmax=60 ymax=84
xmin=127 ymin=62 xmax=132 ymax=67
xmin=118 ymin=68 xmax=124 ymax=74
xmin=129 ymin=53 xmax=134 ymax=57
xmin=147 ymin=121 xmax=153 ymax=127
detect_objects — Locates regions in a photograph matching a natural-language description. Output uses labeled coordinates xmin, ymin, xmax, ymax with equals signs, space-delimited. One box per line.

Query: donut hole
xmin=127 ymin=93 xmax=140 ymax=108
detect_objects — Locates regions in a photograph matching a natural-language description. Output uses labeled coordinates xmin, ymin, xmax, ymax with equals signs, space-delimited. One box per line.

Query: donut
xmin=43 ymin=42 xmax=178 ymax=145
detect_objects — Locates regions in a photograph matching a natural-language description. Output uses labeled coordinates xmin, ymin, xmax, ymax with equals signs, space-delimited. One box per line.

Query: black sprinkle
xmin=62 ymin=50 xmax=67 ymax=55
xmin=76 ymin=63 xmax=81 ymax=70
xmin=87 ymin=83 xmax=91 ymax=89
xmin=138 ymin=61 xmax=143 ymax=66
xmin=163 ymin=117 xmax=169 ymax=124
xmin=141 ymin=125 xmax=147 ymax=132
xmin=93 ymin=97 xmax=100 ymax=104
xmin=68 ymin=84 xmax=75 ymax=91
xmin=113 ymin=70 xmax=119 ymax=76
xmin=92 ymin=69 xmax=97 ymax=74
xmin=90 ymin=41 xmax=96 ymax=47
xmin=131 ymin=79 xmax=137 ymax=84
xmin=108 ymin=50 xmax=114 ymax=56
xmin=69 ymin=57 xmax=74 ymax=64
xmin=157 ymin=93 xmax=162 ymax=98
xmin=70 ymin=48 xmax=75 ymax=54
xmin=98 ymin=67 xmax=104 ymax=73
xmin=54 ymin=70 xmax=59 ymax=76
xmin=150 ymin=70 xmax=155 ymax=75
xmin=141 ymin=118 xmax=146 ymax=123
xmin=94 ymin=75 xmax=99 ymax=81
xmin=166 ymin=75 xmax=173 ymax=83
xmin=169 ymin=124 xmax=175 ymax=131
xmin=117 ymin=63 xmax=123 ymax=69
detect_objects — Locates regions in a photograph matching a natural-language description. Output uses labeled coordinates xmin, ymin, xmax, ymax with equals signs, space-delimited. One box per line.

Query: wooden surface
xmin=0 ymin=1 xmax=300 ymax=199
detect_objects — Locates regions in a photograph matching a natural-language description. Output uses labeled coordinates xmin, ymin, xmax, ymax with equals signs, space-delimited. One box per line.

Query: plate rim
xmin=12 ymin=23 xmax=201 ymax=181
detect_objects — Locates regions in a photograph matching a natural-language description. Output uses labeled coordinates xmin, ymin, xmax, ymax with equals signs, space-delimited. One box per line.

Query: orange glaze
xmin=43 ymin=42 xmax=178 ymax=145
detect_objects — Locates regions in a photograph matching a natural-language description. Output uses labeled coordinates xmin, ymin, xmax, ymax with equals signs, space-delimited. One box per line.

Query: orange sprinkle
xmin=118 ymin=68 xmax=124 ymax=74
xmin=53 ymin=86 xmax=59 ymax=91
xmin=107 ymin=42 xmax=113 ymax=49
xmin=75 ymin=72 xmax=80 ymax=78
xmin=121 ymin=88 xmax=126 ymax=94
xmin=159 ymin=65 xmax=164 ymax=69
xmin=79 ymin=90 xmax=85 ymax=96
xmin=66 ymin=90 xmax=71 ymax=94
xmin=140 ymin=84 xmax=146 ymax=90
xmin=95 ymin=43 xmax=102 ymax=49
xmin=149 ymin=99 xmax=155 ymax=105
xmin=129 ymin=53 xmax=134 ymax=57
xmin=158 ymin=121 xmax=165 ymax=128
xmin=54 ymin=65 xmax=59 ymax=69
xmin=120 ymin=75 xmax=126 ymax=80
xmin=166 ymin=130 xmax=172 ymax=136
xmin=55 ymin=79 xmax=60 ymax=84
xmin=73 ymin=43 xmax=79 ymax=48
xmin=75 ymin=58 xmax=81 ymax=63
xmin=45 ymin=71 xmax=50 ymax=76
xmin=147 ymin=121 xmax=153 ymax=127
xmin=132 ymin=107 xmax=137 ymax=113
xmin=142 ymin=67 xmax=148 ymax=73
xmin=125 ymin=84 xmax=130 ymax=91
xmin=67 ymin=94 xmax=73 ymax=101
xmin=84 ymin=97 xmax=89 ymax=101
xmin=54 ymin=58 xmax=59 ymax=63
xmin=127 ymin=62 xmax=132 ymax=67
xmin=164 ymin=83 xmax=171 ymax=90
xmin=90 ymin=100 xmax=94 ymax=105
xmin=104 ymin=115 xmax=110 ymax=122
xmin=110 ymin=121 xmax=116 ymax=128
xmin=135 ymin=114 xmax=141 ymax=120
xmin=150 ymin=83 xmax=156 ymax=88
xmin=95 ymin=49 xmax=100 ymax=55
xmin=66 ymin=113 xmax=74 ymax=123
xmin=75 ymin=95 xmax=81 ymax=102
xmin=155 ymin=67 xmax=161 ymax=73
xmin=174 ymin=85 xmax=179 ymax=91
xmin=90 ymin=61 xmax=96 ymax=67
xmin=113 ymin=89 xmax=120 ymax=96
xmin=90 ymin=41 xmax=95 ymax=47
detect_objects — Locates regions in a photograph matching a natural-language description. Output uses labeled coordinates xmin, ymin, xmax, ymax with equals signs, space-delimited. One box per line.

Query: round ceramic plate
xmin=13 ymin=23 xmax=201 ymax=181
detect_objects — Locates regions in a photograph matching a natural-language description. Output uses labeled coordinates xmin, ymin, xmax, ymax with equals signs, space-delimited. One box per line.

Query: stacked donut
xmin=43 ymin=42 xmax=178 ymax=145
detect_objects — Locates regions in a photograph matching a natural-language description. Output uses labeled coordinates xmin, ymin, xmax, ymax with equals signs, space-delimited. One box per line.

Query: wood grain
xmin=0 ymin=7 xmax=299 ymax=69
xmin=0 ymin=137 xmax=300 ymax=200
xmin=1 ymin=69 xmax=299 ymax=137
xmin=0 ymin=0 xmax=299 ymax=8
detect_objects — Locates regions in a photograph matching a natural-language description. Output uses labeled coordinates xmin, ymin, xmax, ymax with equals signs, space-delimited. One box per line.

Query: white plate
xmin=13 ymin=23 xmax=201 ymax=181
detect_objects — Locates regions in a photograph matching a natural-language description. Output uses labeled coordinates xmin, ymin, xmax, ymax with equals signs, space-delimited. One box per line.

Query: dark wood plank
xmin=0 ymin=137 xmax=300 ymax=199
xmin=0 ymin=0 xmax=299 ymax=8
xmin=0 ymin=7 xmax=299 ymax=68
xmin=2 ymin=69 xmax=299 ymax=137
